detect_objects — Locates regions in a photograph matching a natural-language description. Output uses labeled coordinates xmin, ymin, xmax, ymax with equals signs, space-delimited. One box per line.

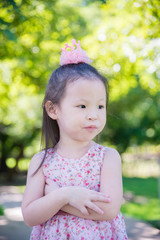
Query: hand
xmin=45 ymin=178 xmax=59 ymax=195
xmin=64 ymin=186 xmax=111 ymax=216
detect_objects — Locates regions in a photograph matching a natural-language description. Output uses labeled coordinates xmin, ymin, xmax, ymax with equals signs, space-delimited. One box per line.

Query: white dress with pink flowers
xmin=30 ymin=143 xmax=128 ymax=240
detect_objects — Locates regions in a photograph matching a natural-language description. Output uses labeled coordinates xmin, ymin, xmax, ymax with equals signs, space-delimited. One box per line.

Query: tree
xmin=0 ymin=0 xmax=99 ymax=172
xmin=0 ymin=0 xmax=160 ymax=173
xmin=85 ymin=0 xmax=160 ymax=152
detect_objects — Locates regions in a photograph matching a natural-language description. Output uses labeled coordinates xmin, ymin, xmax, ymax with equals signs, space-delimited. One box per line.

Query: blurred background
xmin=0 ymin=0 xmax=160 ymax=237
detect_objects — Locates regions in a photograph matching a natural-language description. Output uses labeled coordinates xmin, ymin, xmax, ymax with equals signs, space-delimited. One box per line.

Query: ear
xmin=45 ymin=101 xmax=58 ymax=120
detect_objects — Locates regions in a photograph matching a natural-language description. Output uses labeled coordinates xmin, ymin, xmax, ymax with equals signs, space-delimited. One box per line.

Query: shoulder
xmin=31 ymin=151 xmax=45 ymax=165
xmin=27 ymin=151 xmax=45 ymax=176
xmin=28 ymin=148 xmax=55 ymax=174
xmin=95 ymin=143 xmax=121 ymax=160
xmin=32 ymin=151 xmax=44 ymax=161
xmin=100 ymin=147 xmax=122 ymax=185
xmin=104 ymin=147 xmax=121 ymax=160
xmin=102 ymin=146 xmax=121 ymax=167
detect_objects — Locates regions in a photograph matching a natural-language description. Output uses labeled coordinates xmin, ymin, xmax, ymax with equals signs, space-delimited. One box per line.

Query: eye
xmin=98 ymin=105 xmax=104 ymax=109
xmin=78 ymin=105 xmax=86 ymax=109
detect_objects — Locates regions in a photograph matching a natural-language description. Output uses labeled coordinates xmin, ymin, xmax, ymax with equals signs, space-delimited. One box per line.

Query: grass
xmin=121 ymin=177 xmax=160 ymax=229
xmin=123 ymin=177 xmax=158 ymax=198
xmin=0 ymin=205 xmax=4 ymax=216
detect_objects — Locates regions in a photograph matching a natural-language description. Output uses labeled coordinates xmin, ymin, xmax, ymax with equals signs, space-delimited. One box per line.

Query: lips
xmin=85 ymin=125 xmax=97 ymax=130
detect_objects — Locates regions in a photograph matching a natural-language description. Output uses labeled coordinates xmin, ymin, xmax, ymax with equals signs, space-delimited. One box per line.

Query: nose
xmin=86 ymin=111 xmax=98 ymax=121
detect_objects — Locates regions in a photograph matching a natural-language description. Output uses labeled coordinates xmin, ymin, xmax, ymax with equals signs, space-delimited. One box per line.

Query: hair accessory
xmin=60 ymin=39 xmax=92 ymax=66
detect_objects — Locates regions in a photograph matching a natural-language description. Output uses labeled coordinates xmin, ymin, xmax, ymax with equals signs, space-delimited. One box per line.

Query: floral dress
xmin=30 ymin=143 xmax=128 ymax=240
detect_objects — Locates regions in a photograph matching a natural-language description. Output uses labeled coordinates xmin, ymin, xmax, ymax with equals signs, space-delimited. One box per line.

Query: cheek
xmin=100 ymin=113 xmax=106 ymax=128
xmin=100 ymin=113 xmax=106 ymax=131
xmin=100 ymin=110 xmax=106 ymax=120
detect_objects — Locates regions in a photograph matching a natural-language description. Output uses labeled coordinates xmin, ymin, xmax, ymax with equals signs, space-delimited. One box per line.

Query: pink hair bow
xmin=60 ymin=39 xmax=92 ymax=66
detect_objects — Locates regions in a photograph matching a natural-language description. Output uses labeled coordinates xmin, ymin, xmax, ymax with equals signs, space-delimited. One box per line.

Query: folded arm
xmin=21 ymin=153 xmax=69 ymax=227
xmin=22 ymin=152 xmax=111 ymax=227
xmin=61 ymin=148 xmax=123 ymax=221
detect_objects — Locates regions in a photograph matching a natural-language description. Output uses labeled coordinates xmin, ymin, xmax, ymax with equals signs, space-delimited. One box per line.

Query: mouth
xmin=85 ymin=125 xmax=97 ymax=131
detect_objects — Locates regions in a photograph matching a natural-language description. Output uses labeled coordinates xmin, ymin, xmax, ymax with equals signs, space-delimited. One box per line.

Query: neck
xmin=55 ymin=140 xmax=95 ymax=159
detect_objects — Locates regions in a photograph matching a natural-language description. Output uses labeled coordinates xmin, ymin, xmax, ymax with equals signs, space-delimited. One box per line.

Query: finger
xmin=80 ymin=207 xmax=89 ymax=216
xmin=86 ymin=201 xmax=104 ymax=215
xmin=91 ymin=193 xmax=111 ymax=203
xmin=45 ymin=178 xmax=53 ymax=185
xmin=90 ymin=190 xmax=110 ymax=198
xmin=46 ymin=178 xmax=58 ymax=187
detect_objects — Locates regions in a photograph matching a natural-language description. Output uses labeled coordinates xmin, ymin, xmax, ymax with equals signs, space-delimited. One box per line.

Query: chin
xmin=82 ymin=135 xmax=97 ymax=142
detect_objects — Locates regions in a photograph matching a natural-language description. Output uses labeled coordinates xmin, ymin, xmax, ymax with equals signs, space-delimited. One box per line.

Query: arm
xmin=61 ymin=148 xmax=123 ymax=221
xmin=22 ymin=153 xmax=110 ymax=227
xmin=45 ymin=179 xmax=110 ymax=219
xmin=21 ymin=153 xmax=69 ymax=227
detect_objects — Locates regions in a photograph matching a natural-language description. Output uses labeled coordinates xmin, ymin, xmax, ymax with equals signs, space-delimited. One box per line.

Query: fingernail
xmin=106 ymin=196 xmax=111 ymax=199
xmin=100 ymin=211 xmax=104 ymax=215
xmin=105 ymin=198 xmax=111 ymax=202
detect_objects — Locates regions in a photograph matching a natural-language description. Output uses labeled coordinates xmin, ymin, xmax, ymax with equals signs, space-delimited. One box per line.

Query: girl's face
xmin=53 ymin=78 xmax=106 ymax=144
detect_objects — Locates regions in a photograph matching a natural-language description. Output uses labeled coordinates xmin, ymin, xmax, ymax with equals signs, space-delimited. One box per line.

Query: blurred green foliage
xmin=0 ymin=0 xmax=160 ymax=172
xmin=0 ymin=205 xmax=4 ymax=216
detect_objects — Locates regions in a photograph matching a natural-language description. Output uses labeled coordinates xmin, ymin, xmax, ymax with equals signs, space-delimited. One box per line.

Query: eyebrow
xmin=76 ymin=98 xmax=106 ymax=101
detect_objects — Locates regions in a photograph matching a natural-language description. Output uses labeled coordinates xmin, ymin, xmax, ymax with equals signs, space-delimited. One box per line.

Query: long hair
xmin=34 ymin=63 xmax=109 ymax=174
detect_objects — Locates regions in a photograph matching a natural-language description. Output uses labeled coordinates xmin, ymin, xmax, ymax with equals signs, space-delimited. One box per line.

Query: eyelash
xmin=98 ymin=105 xmax=104 ymax=109
xmin=78 ymin=105 xmax=86 ymax=109
xmin=77 ymin=105 xmax=104 ymax=109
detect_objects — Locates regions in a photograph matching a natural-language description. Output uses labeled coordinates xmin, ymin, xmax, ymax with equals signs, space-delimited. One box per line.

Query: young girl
xmin=22 ymin=39 xmax=128 ymax=239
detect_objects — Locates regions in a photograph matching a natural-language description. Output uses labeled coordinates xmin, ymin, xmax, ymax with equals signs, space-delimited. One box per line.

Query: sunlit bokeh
xmin=0 ymin=0 xmax=160 ymax=232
